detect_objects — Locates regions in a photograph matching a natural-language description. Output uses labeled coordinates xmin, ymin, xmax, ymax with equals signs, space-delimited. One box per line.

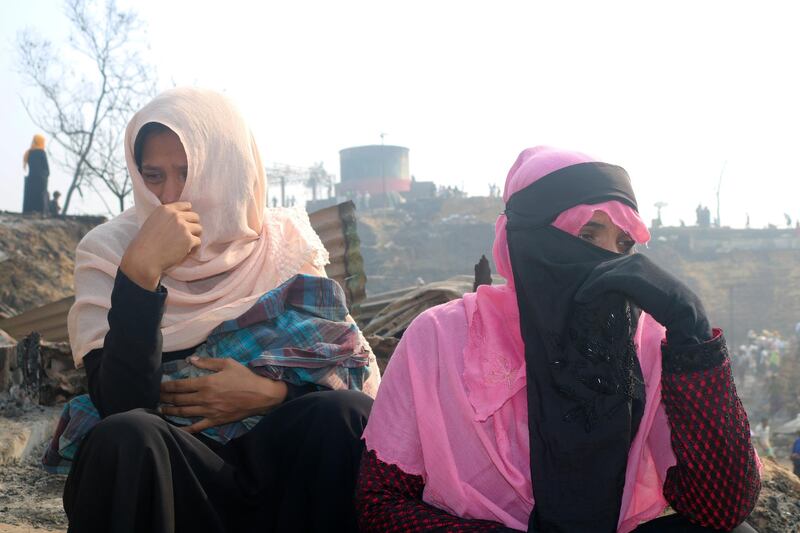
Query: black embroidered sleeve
xmin=660 ymin=330 xmax=761 ymax=530
xmin=356 ymin=449 xmax=518 ymax=532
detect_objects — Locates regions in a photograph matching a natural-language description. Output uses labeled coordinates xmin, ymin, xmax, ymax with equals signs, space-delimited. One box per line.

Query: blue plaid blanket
xmin=42 ymin=274 xmax=371 ymax=474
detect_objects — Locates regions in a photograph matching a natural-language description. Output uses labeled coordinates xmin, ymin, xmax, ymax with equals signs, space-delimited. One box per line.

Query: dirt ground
xmin=0 ymin=213 xmax=103 ymax=316
xmin=0 ymin=444 xmax=797 ymax=532
xmin=748 ymin=459 xmax=800 ymax=533
xmin=0 ymin=440 xmax=66 ymax=533
xmin=0 ymin=526 xmax=63 ymax=533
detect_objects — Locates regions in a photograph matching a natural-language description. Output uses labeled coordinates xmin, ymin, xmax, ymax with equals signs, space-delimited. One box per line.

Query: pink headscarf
xmin=68 ymin=88 xmax=329 ymax=366
xmin=467 ymin=146 xmax=651 ymax=420
xmin=364 ymin=146 xmax=676 ymax=532
xmin=492 ymin=146 xmax=650 ymax=290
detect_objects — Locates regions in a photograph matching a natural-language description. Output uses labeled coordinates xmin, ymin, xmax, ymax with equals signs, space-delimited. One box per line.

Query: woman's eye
xmin=143 ymin=173 xmax=163 ymax=183
xmin=618 ymin=240 xmax=635 ymax=252
xmin=579 ymin=233 xmax=595 ymax=242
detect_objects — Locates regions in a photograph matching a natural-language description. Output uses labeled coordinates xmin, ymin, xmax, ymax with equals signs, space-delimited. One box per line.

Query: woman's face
xmin=139 ymin=129 xmax=188 ymax=204
xmin=577 ymin=211 xmax=636 ymax=254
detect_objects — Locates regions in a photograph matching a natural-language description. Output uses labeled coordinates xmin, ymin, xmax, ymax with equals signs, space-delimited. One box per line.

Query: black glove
xmin=574 ymin=253 xmax=712 ymax=346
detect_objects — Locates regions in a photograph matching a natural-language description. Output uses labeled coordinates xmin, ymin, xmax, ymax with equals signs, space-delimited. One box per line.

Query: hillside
xmin=643 ymin=246 xmax=800 ymax=343
xmin=358 ymin=197 xmax=503 ymax=295
xmin=358 ymin=199 xmax=800 ymax=345
xmin=5 ymin=203 xmax=799 ymax=346
xmin=0 ymin=213 xmax=104 ymax=317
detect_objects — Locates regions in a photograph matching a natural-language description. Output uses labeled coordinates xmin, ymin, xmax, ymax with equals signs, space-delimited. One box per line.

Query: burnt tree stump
xmin=16 ymin=332 xmax=43 ymax=404
xmin=473 ymin=254 xmax=493 ymax=292
xmin=6 ymin=332 xmax=85 ymax=408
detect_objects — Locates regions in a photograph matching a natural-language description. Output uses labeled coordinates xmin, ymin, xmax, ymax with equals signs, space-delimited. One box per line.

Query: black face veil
xmin=504 ymin=162 xmax=646 ymax=533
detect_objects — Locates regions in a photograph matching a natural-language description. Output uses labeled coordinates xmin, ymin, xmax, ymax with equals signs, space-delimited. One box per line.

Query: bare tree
xmin=85 ymin=115 xmax=133 ymax=213
xmin=307 ymin=162 xmax=333 ymax=201
xmin=16 ymin=0 xmax=156 ymax=214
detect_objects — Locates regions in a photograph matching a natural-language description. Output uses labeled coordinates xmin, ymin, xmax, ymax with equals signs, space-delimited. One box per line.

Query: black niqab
xmin=505 ymin=162 xmax=646 ymax=533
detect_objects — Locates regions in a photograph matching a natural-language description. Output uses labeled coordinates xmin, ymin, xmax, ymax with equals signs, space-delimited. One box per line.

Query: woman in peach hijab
xmin=62 ymin=88 xmax=379 ymax=533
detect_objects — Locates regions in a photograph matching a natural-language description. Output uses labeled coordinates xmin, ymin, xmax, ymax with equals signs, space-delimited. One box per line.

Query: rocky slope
xmin=0 ymin=213 xmax=104 ymax=317
xmin=358 ymin=199 xmax=800 ymax=346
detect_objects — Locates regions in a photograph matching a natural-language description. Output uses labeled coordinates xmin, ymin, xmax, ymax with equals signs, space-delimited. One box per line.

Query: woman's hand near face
xmin=574 ymin=253 xmax=712 ymax=346
xmin=159 ymin=357 xmax=288 ymax=434
xmin=120 ymin=202 xmax=202 ymax=291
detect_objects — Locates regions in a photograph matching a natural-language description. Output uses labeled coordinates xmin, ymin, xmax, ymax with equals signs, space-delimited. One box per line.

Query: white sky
xmin=1 ymin=0 xmax=799 ymax=227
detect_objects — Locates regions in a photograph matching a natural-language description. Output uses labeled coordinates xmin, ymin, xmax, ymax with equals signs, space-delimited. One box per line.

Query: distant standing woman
xmin=23 ymin=134 xmax=50 ymax=214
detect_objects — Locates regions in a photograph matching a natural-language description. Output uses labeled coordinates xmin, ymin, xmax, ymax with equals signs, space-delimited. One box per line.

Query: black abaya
xmin=64 ymin=391 xmax=372 ymax=533
xmin=23 ymin=149 xmax=49 ymax=214
xmin=64 ymin=269 xmax=374 ymax=532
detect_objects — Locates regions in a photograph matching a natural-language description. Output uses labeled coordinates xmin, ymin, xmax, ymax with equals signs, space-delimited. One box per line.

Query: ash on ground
xmin=748 ymin=460 xmax=800 ymax=533
xmin=0 ymin=440 xmax=67 ymax=531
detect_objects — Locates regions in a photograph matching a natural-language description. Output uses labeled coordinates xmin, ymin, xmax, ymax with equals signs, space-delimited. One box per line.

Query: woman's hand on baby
xmin=120 ymin=202 xmax=202 ymax=291
xmin=574 ymin=253 xmax=711 ymax=346
xmin=159 ymin=356 xmax=288 ymax=434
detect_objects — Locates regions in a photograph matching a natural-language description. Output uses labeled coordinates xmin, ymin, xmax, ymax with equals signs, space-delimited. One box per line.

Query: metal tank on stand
xmin=338 ymin=145 xmax=410 ymax=208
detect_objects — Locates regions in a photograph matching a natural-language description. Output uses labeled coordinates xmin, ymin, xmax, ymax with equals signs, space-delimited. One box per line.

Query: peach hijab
xmin=68 ymin=88 xmax=328 ymax=366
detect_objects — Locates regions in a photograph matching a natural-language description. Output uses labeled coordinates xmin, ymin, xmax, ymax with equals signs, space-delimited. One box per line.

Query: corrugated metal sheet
xmin=352 ymin=275 xmax=505 ymax=328
xmin=0 ymin=296 xmax=74 ymax=342
xmin=0 ymin=202 xmax=367 ymax=342
xmin=307 ymin=200 xmax=366 ymax=305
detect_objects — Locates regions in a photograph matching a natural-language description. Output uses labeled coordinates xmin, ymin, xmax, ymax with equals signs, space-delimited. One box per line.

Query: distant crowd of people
xmin=752 ymin=415 xmax=800 ymax=480
xmin=437 ymin=184 xmax=466 ymax=199
xmin=695 ymin=204 xmax=712 ymax=227
xmin=732 ymin=329 xmax=790 ymax=382
xmin=732 ymin=328 xmax=793 ymax=428
xmin=352 ymin=190 xmax=371 ymax=210
xmin=270 ymin=195 xmax=298 ymax=208
xmin=731 ymin=328 xmax=800 ymax=478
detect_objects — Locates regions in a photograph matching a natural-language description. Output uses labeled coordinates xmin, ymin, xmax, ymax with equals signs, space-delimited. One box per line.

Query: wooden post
xmin=473 ymin=255 xmax=492 ymax=292
xmin=16 ymin=332 xmax=42 ymax=404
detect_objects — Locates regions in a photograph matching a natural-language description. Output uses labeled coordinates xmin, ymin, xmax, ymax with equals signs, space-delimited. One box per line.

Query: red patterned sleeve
xmin=659 ymin=329 xmax=761 ymax=531
xmin=356 ymin=449 xmax=518 ymax=532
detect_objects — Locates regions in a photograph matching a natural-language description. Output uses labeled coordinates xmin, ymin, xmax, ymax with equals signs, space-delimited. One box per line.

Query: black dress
xmin=63 ymin=270 xmax=373 ymax=533
xmin=23 ymin=149 xmax=49 ymax=214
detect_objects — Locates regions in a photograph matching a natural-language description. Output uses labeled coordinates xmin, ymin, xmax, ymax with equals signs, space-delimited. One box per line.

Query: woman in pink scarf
xmin=357 ymin=146 xmax=760 ymax=532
